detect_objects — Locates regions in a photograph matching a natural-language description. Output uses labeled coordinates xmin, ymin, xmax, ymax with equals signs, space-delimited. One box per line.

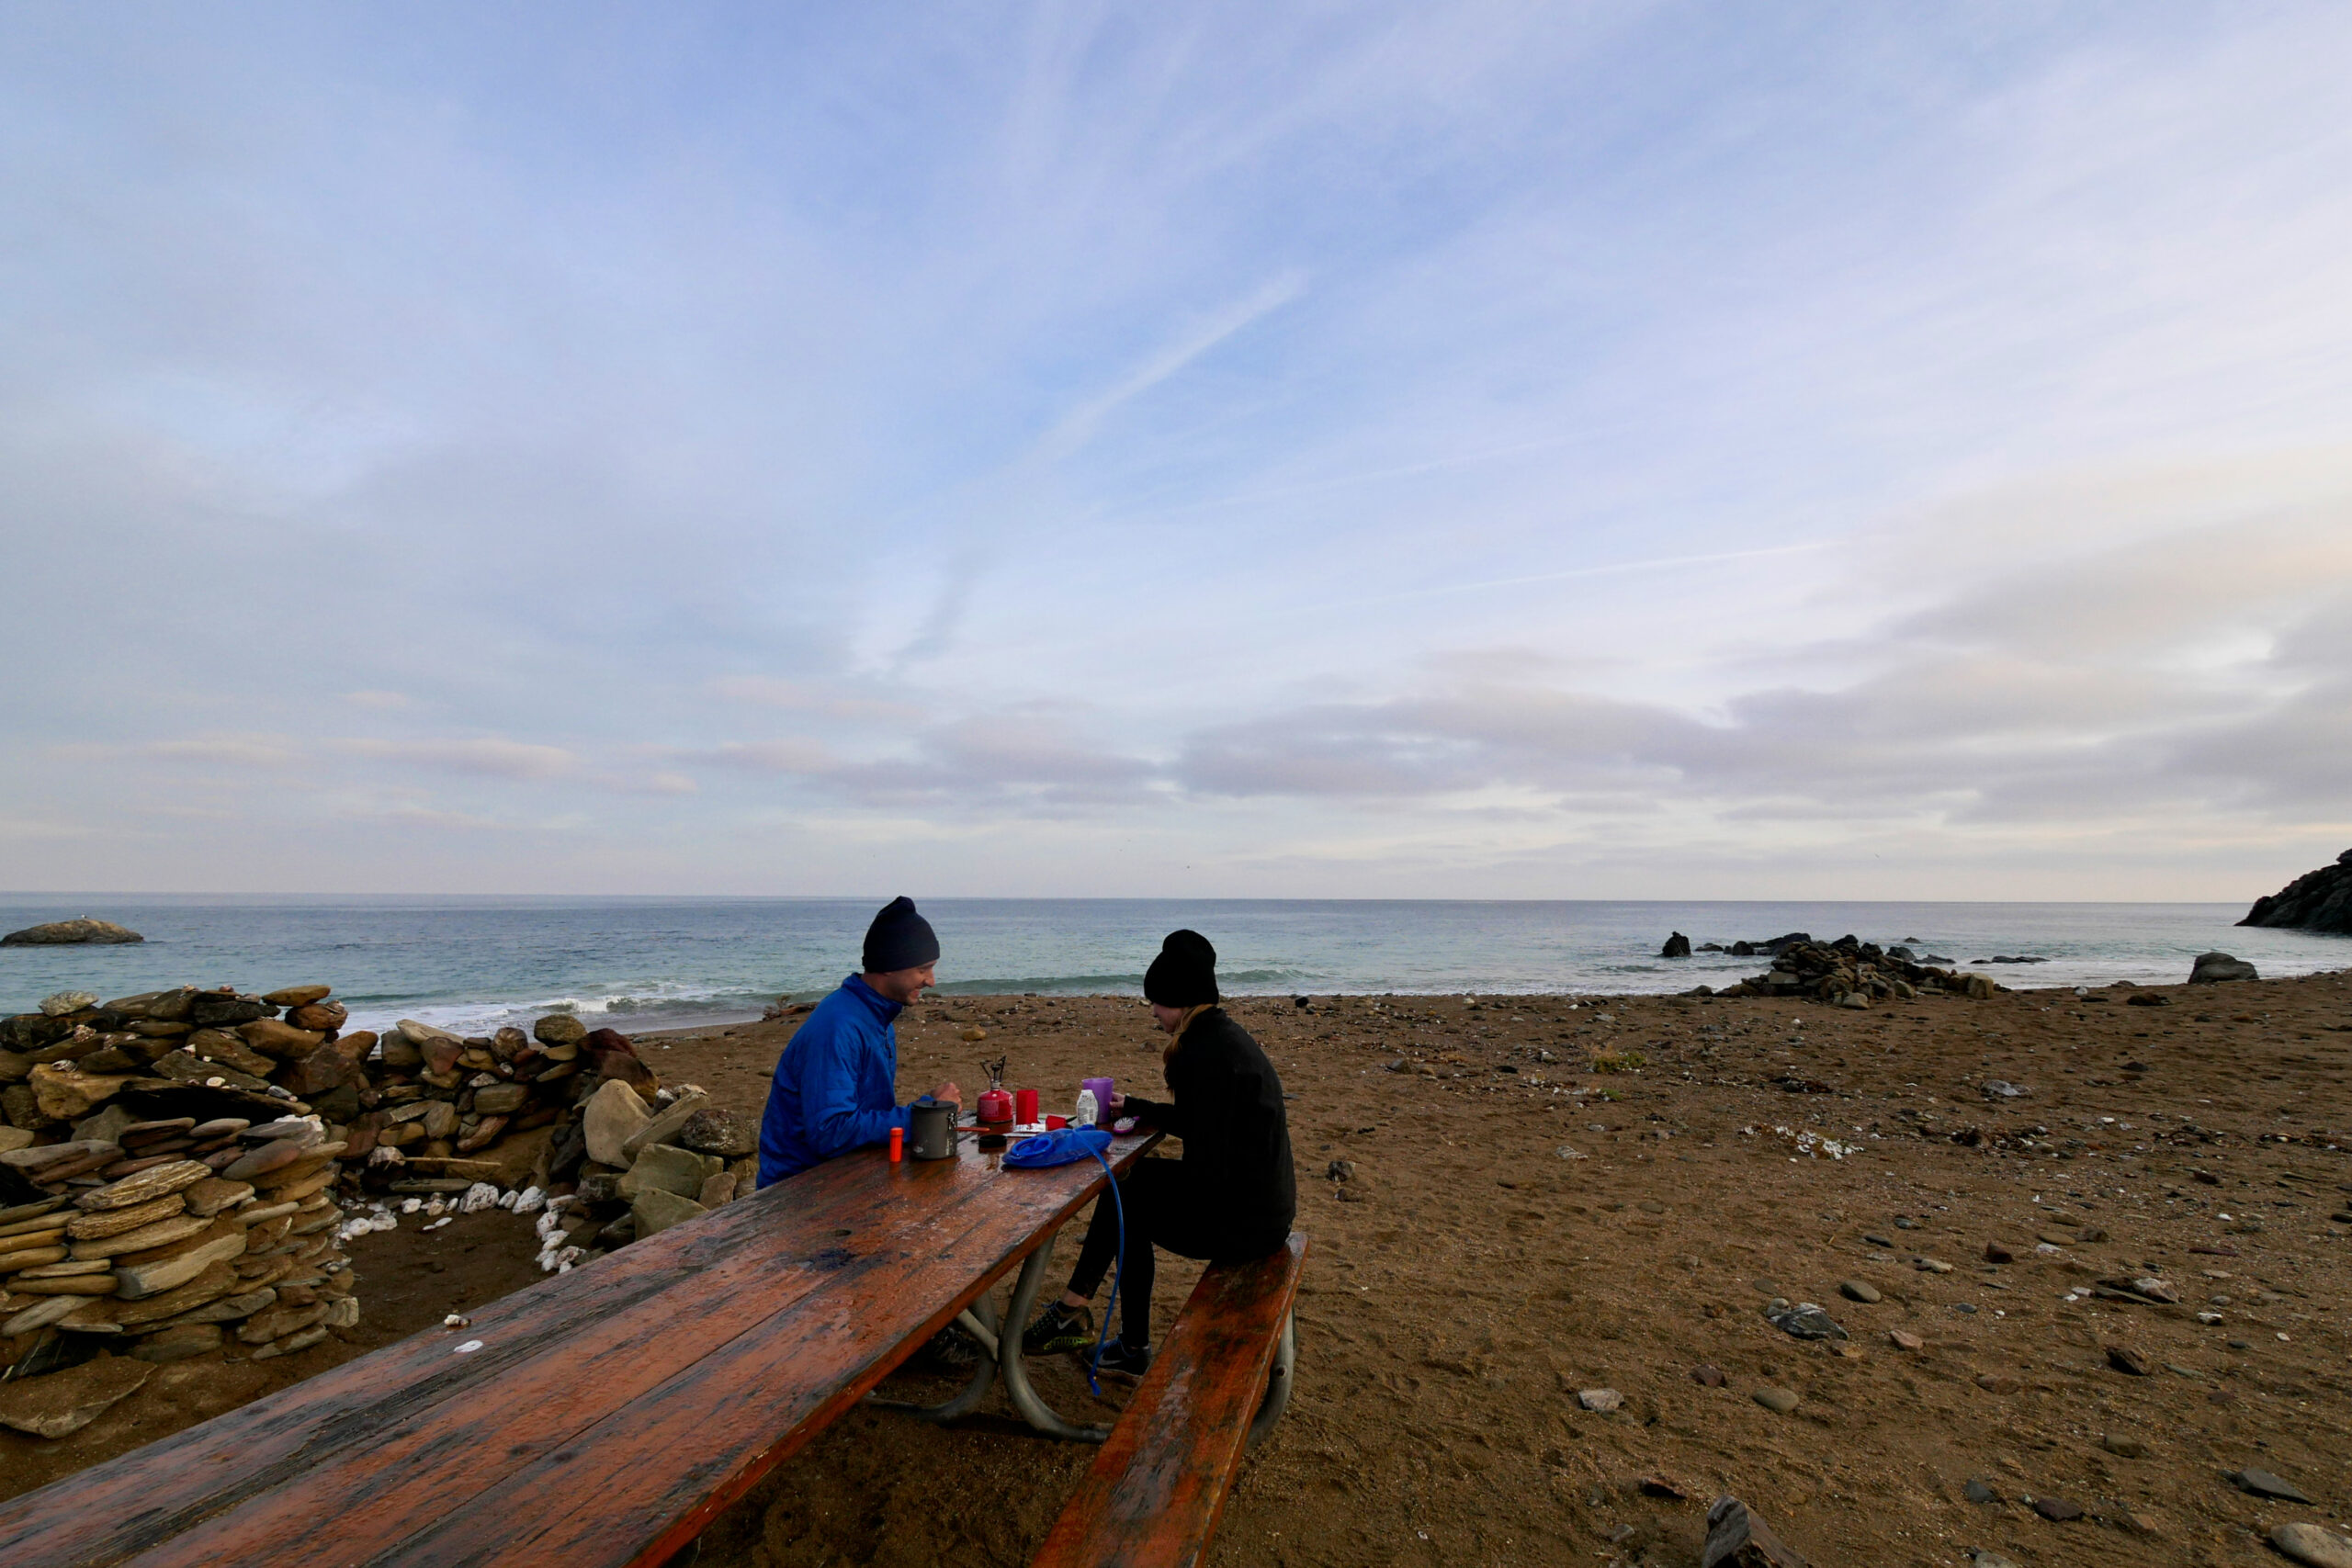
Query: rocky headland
xmin=0 ymin=919 xmax=142 ymax=947
xmin=2242 ymin=850 xmax=2352 ymax=935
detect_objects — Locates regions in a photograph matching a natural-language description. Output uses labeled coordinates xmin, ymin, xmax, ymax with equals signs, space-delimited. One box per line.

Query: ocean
xmin=0 ymin=896 xmax=2341 ymax=1040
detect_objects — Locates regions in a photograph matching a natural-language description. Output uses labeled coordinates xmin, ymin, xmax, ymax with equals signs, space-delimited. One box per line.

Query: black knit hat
xmin=1144 ymin=929 xmax=1218 ymax=1008
xmin=862 ymin=896 xmax=941 ymax=974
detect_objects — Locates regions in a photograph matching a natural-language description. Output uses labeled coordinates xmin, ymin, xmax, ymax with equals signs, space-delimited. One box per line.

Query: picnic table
xmin=0 ymin=1124 xmax=1163 ymax=1568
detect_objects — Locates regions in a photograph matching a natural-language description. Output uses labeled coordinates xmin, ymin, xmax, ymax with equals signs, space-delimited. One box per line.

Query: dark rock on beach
xmin=1660 ymin=931 xmax=1691 ymax=959
xmin=2241 ymin=848 xmax=2352 ymax=934
xmin=2189 ymin=952 xmax=2259 ymax=985
xmin=1 ymin=919 xmax=143 ymax=947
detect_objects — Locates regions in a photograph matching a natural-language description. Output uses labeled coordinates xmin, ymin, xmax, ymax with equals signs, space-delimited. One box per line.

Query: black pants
xmin=1064 ymin=1160 xmax=1283 ymax=1348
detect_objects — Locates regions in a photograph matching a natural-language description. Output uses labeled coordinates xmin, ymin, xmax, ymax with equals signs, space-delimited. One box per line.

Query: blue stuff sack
xmin=1002 ymin=1126 xmax=1113 ymax=1168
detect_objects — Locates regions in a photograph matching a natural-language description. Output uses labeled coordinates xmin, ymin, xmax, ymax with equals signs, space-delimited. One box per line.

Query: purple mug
xmin=1081 ymin=1077 xmax=1115 ymax=1126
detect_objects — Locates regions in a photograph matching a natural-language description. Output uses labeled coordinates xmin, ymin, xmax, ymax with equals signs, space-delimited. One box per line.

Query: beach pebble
xmin=2106 ymin=1345 xmax=2154 ymax=1377
xmin=1962 ymin=1479 xmax=1999 ymax=1504
xmin=2102 ymin=1434 xmax=2148 ymax=1459
xmin=1751 ymin=1386 xmax=1799 ymax=1414
xmin=1969 ymin=1553 xmax=2021 ymax=1568
xmin=1766 ymin=1302 xmax=1847 ymax=1340
xmin=1983 ymin=1242 xmax=2014 ymax=1264
xmin=2030 ymin=1495 xmax=2084 ymax=1521
xmin=1576 ymin=1388 xmax=1622 ymax=1412
xmin=1690 ymin=1363 xmax=1725 ymax=1387
xmin=2232 ymin=1468 xmax=2314 ymax=1504
xmin=1862 ymin=1232 xmax=1894 ymax=1247
xmin=1888 ymin=1330 xmax=1924 ymax=1351
xmin=1838 ymin=1279 xmax=1881 ymax=1303
xmin=2273 ymin=1524 xmax=2352 ymax=1568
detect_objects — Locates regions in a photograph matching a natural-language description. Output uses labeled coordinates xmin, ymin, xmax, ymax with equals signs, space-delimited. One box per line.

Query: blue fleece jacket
xmin=757 ymin=975 xmax=913 ymax=1187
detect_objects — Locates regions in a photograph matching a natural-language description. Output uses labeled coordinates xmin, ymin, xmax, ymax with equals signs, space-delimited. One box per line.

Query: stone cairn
xmin=1688 ymin=933 xmax=2002 ymax=1006
xmin=0 ymin=982 xmax=754 ymax=1423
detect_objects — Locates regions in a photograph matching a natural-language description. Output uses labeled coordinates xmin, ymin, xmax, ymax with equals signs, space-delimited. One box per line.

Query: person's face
xmin=1149 ymin=1001 xmax=1187 ymax=1034
xmin=869 ymin=963 xmax=936 ymax=1005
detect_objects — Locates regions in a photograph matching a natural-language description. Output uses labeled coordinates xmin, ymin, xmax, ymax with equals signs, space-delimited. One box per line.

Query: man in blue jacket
xmin=758 ymin=897 xmax=962 ymax=1187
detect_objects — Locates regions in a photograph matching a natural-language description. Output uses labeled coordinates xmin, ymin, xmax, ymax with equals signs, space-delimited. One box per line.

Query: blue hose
xmin=1084 ymin=1146 xmax=1125 ymax=1395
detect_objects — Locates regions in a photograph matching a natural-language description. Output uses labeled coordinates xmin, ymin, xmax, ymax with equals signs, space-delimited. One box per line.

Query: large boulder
xmin=2241 ymin=849 xmax=2352 ymax=934
xmin=1660 ymin=931 xmax=1692 ymax=959
xmin=2189 ymin=952 xmax=2259 ymax=985
xmin=674 ymin=1107 xmax=756 ymax=1160
xmin=582 ymin=1078 xmax=651 ymax=1168
xmin=1 ymin=919 xmax=143 ymax=947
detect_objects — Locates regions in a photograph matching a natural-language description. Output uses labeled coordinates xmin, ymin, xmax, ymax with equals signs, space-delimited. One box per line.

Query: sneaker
xmin=919 ymin=1322 xmax=982 ymax=1372
xmin=1022 ymin=1303 xmax=1094 ymax=1356
xmin=1093 ymin=1340 xmax=1152 ymax=1380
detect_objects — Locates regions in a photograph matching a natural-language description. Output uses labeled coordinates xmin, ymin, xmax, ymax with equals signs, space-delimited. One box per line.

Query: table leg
xmin=863 ymin=1297 xmax=1001 ymax=1423
xmin=1246 ymin=1308 xmax=1296 ymax=1449
xmin=997 ymin=1226 xmax=1112 ymax=1443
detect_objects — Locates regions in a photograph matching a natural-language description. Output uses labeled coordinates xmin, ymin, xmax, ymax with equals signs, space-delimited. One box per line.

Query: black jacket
xmin=1123 ymin=1007 xmax=1295 ymax=1256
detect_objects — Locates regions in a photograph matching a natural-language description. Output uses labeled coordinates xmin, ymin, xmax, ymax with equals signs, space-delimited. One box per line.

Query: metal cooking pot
xmin=909 ymin=1097 xmax=958 ymax=1161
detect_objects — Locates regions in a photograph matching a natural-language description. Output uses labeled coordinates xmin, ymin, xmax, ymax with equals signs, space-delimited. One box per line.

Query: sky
xmin=3 ymin=1 xmax=2349 ymax=900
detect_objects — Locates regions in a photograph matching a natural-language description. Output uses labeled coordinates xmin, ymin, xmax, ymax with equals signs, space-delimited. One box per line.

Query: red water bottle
xmin=889 ymin=1126 xmax=904 ymax=1163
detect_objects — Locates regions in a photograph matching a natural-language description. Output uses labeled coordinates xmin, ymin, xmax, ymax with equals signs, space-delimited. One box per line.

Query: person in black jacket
xmin=1021 ymin=929 xmax=1295 ymax=1376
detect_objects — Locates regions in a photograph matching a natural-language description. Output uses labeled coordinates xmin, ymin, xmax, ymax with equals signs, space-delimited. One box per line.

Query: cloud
xmin=339 ymin=739 xmax=580 ymax=780
xmin=343 ymin=690 xmax=414 ymax=710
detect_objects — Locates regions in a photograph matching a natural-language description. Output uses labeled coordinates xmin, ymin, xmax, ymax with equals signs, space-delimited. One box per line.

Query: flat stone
xmin=2233 ymin=1468 xmax=2314 ymax=1504
xmin=2030 ymin=1495 xmax=2084 ymax=1521
xmin=697 ymin=1171 xmax=738 ymax=1208
xmin=582 ymin=1078 xmax=652 ymax=1168
xmin=2107 ymin=1345 xmax=2154 ymax=1377
xmin=2103 ymin=1434 xmax=2149 ymax=1459
xmin=222 ymin=1137 xmax=321 ymax=1184
xmin=631 ymin=1185 xmax=707 ymax=1239
xmin=1702 ymin=1495 xmax=1805 ymax=1568
xmin=0 ymin=1126 xmax=32 ymax=1153
xmin=1766 ymin=1302 xmax=1848 ymax=1340
xmin=114 ymin=1228 xmax=250 ymax=1299
xmin=1576 ymin=1387 xmax=1622 ymax=1412
xmin=1839 ymin=1280 xmax=1881 ymax=1303
xmin=1690 ymin=1363 xmax=1725 ymax=1387
xmin=470 ymin=1082 xmax=529 ymax=1117
xmin=187 ymin=1029 xmax=277 ymax=1078
xmin=111 ymin=1262 xmax=243 ymax=1327
xmin=0 ymin=1355 xmax=152 ymax=1438
xmin=180 ymin=1178 xmax=254 ymax=1217
xmin=620 ymin=1143 xmax=721 ymax=1201
xmin=238 ymin=1301 xmax=331 ymax=1345
xmin=144 ymin=1285 xmax=277 ymax=1330
xmin=262 ymin=985 xmax=332 ymax=1008
xmin=2273 ymin=1523 xmax=2352 ymax=1568
xmin=130 ymin=1323 xmax=225 ymax=1362
xmin=619 ymin=1090 xmax=711 ymax=1163
xmin=77 ymin=1158 xmax=216 ymax=1212
xmin=69 ymin=1213 xmax=212 ymax=1259
xmin=1973 ymin=1373 xmax=2019 ymax=1394
xmin=66 ymin=1193 xmax=187 ymax=1239
xmin=251 ymin=1325 xmax=330 ymax=1360
xmin=28 ymin=1063 xmax=134 ymax=1121
xmin=1752 ymin=1386 xmax=1800 ymax=1413
xmin=1962 ymin=1479 xmax=1999 ymax=1504
xmin=1969 ymin=1554 xmax=2021 ymax=1568
xmin=2 ymin=1296 xmax=83 ymax=1336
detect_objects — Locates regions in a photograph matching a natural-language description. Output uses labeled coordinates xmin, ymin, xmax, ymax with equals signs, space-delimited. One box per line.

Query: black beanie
xmin=1144 ymin=929 xmax=1218 ymax=1008
xmin=862 ymin=896 xmax=941 ymax=974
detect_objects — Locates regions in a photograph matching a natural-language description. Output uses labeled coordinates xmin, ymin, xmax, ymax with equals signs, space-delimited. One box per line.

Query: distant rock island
xmin=2239 ymin=850 xmax=2352 ymax=935
xmin=0 ymin=917 xmax=145 ymax=946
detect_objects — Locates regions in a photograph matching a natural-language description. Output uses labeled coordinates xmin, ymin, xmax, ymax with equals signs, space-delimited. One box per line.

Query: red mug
xmin=1044 ymin=1114 xmax=1068 ymax=1130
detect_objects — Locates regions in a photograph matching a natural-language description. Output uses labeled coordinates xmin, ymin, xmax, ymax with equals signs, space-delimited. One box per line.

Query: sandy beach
xmin=8 ymin=966 xmax=2349 ymax=1566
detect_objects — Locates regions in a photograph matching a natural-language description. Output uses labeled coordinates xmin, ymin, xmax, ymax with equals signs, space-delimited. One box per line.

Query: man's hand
xmin=1108 ymin=1090 xmax=1127 ymax=1111
xmin=933 ymin=1081 xmax=962 ymax=1107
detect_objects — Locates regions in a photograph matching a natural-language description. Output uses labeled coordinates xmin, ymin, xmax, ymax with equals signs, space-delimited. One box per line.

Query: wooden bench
xmin=1031 ymin=1232 xmax=1306 ymax=1568
xmin=0 ymin=1129 xmax=1160 ymax=1568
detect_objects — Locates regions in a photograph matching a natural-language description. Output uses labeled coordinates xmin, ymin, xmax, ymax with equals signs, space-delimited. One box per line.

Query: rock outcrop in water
xmin=1 ymin=919 xmax=143 ymax=947
xmin=1698 ymin=934 xmax=2000 ymax=1004
xmin=2239 ymin=849 xmax=2352 ymax=935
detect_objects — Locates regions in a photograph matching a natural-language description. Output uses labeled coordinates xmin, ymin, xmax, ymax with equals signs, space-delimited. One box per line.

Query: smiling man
xmin=756 ymin=896 xmax=962 ymax=1187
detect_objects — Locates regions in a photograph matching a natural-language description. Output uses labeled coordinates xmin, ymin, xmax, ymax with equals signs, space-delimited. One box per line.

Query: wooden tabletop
xmin=0 ymin=1127 xmax=1161 ymax=1568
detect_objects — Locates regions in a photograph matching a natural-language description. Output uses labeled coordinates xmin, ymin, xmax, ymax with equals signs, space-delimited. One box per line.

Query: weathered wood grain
xmin=0 ymin=1131 xmax=1159 ymax=1568
xmin=1031 ymin=1232 xmax=1307 ymax=1568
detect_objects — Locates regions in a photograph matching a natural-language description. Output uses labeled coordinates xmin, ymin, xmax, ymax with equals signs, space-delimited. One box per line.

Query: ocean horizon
xmin=2 ymin=894 xmax=2342 ymax=1040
